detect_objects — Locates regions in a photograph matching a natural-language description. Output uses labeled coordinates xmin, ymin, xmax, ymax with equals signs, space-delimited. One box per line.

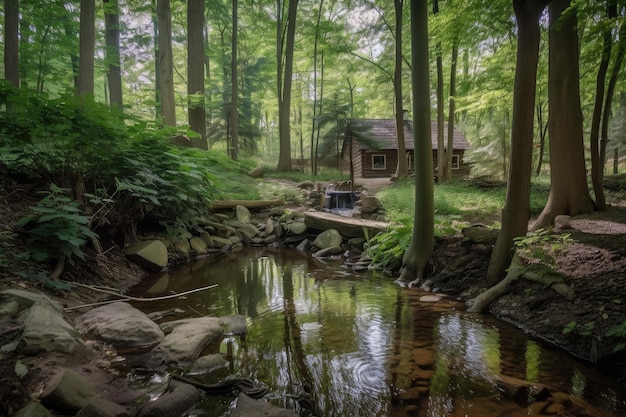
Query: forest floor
xmin=1 ymin=173 xmax=626 ymax=413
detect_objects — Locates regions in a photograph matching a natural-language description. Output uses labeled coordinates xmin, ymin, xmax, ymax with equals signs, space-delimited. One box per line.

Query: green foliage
xmin=605 ymin=320 xmax=626 ymax=353
xmin=364 ymin=225 xmax=412 ymax=270
xmin=563 ymin=320 xmax=596 ymax=337
xmin=14 ymin=184 xmax=96 ymax=265
xmin=514 ymin=229 xmax=572 ymax=268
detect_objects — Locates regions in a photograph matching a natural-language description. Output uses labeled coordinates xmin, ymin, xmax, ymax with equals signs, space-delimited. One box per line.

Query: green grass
xmin=379 ymin=177 xmax=550 ymax=227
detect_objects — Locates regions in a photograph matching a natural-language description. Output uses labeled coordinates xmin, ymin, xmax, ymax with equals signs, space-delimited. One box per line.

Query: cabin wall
xmin=351 ymin=148 xmax=470 ymax=178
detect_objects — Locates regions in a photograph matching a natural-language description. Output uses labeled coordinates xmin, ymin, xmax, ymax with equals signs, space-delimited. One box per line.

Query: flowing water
xmin=127 ymin=247 xmax=625 ymax=417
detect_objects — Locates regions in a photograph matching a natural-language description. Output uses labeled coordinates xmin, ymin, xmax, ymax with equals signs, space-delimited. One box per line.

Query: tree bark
xmin=533 ymin=0 xmax=594 ymax=229
xmin=104 ymin=0 xmax=123 ymax=109
xmin=446 ymin=37 xmax=458 ymax=182
xmin=230 ymin=0 xmax=239 ymax=158
xmin=77 ymin=0 xmax=95 ymax=96
xmin=4 ymin=0 xmax=19 ymax=88
xmin=157 ymin=0 xmax=176 ymax=126
xmin=276 ymin=0 xmax=298 ymax=172
xmin=434 ymin=1 xmax=445 ymax=182
xmin=485 ymin=0 xmax=550 ymax=287
xmin=400 ymin=0 xmax=434 ymax=287
xmin=394 ymin=0 xmax=408 ymax=179
xmin=188 ymin=0 xmax=207 ymax=149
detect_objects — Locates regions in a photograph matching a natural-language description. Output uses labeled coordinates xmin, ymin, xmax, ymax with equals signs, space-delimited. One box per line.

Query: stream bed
xmin=127 ymin=247 xmax=625 ymax=417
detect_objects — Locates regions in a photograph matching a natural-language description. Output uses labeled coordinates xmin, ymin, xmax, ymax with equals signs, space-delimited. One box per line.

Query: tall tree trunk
xmin=400 ymin=0 xmax=434 ymax=286
xmin=188 ymin=0 xmax=207 ymax=149
xmin=314 ymin=50 xmax=324 ymax=175
xmin=434 ymin=0 xmax=445 ymax=181
xmin=4 ymin=0 xmax=19 ymax=88
xmin=230 ymin=0 xmax=239 ymax=158
xmin=104 ymin=0 xmax=123 ymax=109
xmin=152 ymin=0 xmax=161 ymax=120
xmin=533 ymin=0 xmax=593 ymax=229
xmin=445 ymin=37 xmax=458 ymax=182
xmin=535 ymin=100 xmax=547 ymax=175
xmin=394 ymin=0 xmax=408 ymax=178
xmin=77 ymin=0 xmax=95 ymax=96
xmin=600 ymin=18 xmax=626 ymax=192
xmin=157 ymin=0 xmax=176 ymax=126
xmin=589 ymin=0 xmax=616 ymax=211
xmin=310 ymin=0 xmax=324 ymax=176
xmin=485 ymin=0 xmax=550 ymax=287
xmin=276 ymin=0 xmax=298 ymax=172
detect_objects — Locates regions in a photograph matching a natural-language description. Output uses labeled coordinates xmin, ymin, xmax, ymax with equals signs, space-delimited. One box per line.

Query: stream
xmin=127 ymin=247 xmax=626 ymax=417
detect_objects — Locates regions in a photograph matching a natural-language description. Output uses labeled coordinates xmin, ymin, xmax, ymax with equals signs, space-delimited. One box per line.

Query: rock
xmin=172 ymin=240 xmax=191 ymax=258
xmin=220 ymin=314 xmax=248 ymax=335
xmin=274 ymin=222 xmax=284 ymax=238
xmin=0 ymin=299 xmax=20 ymax=318
xmin=189 ymin=353 xmax=229 ymax=375
xmin=265 ymin=218 xmax=274 ymax=235
xmin=152 ymin=317 xmax=224 ymax=366
xmin=347 ymin=237 xmax=365 ymax=251
xmin=297 ymin=180 xmax=315 ymax=189
xmin=313 ymin=229 xmax=343 ymax=249
xmin=237 ymin=223 xmax=260 ymax=240
xmin=13 ymin=402 xmax=55 ymax=417
xmin=236 ymin=205 xmax=252 ymax=224
xmin=76 ymin=397 xmax=131 ymax=417
xmin=1 ymin=289 xmax=62 ymax=313
xmin=461 ymin=225 xmax=499 ymax=244
xmin=296 ymin=239 xmax=309 ymax=251
xmin=125 ymin=240 xmax=168 ymax=271
xmin=263 ymin=234 xmax=278 ymax=244
xmin=315 ymin=246 xmax=343 ymax=258
xmin=248 ymin=166 xmax=263 ymax=178
xmin=288 ymin=221 xmax=307 ymax=235
xmin=18 ymin=303 xmax=86 ymax=355
xmin=41 ymin=369 xmax=100 ymax=413
xmin=555 ymin=215 xmax=572 ymax=230
xmin=189 ymin=237 xmax=208 ymax=254
xmin=360 ymin=195 xmax=383 ymax=213
xmin=137 ymin=380 xmax=200 ymax=417
xmin=230 ymin=393 xmax=299 ymax=417
xmin=211 ymin=236 xmax=233 ymax=250
xmin=75 ymin=302 xmax=164 ymax=351
xmin=199 ymin=231 xmax=215 ymax=248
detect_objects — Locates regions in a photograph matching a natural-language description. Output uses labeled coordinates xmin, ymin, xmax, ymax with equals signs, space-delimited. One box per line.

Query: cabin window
xmin=452 ymin=154 xmax=460 ymax=170
xmin=372 ymin=154 xmax=387 ymax=170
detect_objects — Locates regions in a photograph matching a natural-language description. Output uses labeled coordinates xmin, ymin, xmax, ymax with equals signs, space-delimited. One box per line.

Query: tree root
xmin=467 ymin=254 xmax=574 ymax=313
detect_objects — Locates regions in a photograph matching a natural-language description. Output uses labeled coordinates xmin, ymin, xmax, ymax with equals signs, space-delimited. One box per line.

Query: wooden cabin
xmin=341 ymin=119 xmax=471 ymax=179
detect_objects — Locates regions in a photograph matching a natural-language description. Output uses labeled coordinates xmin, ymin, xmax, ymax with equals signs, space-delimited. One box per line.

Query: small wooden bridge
xmin=304 ymin=211 xmax=390 ymax=238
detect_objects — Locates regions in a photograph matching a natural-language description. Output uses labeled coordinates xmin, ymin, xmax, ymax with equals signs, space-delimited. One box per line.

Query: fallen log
xmin=210 ymin=199 xmax=284 ymax=210
xmin=304 ymin=211 xmax=389 ymax=238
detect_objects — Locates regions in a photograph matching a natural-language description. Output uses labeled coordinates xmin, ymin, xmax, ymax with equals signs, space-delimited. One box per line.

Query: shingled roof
xmin=346 ymin=119 xmax=471 ymax=151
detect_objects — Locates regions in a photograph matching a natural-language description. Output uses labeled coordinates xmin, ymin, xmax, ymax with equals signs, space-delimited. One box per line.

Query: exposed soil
xmin=1 ymin=173 xmax=626 ymax=415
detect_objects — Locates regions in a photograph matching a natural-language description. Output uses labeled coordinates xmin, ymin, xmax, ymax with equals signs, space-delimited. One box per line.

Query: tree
xmin=310 ymin=0 xmax=324 ymax=175
xmin=433 ymin=0 xmax=445 ymax=182
xmin=393 ymin=0 xmax=408 ymax=179
xmin=78 ymin=0 xmax=96 ymax=96
xmin=276 ymin=0 xmax=298 ymax=172
xmin=485 ymin=0 xmax=551 ymax=287
xmin=533 ymin=0 xmax=593 ymax=229
xmin=104 ymin=0 xmax=123 ymax=109
xmin=157 ymin=0 xmax=176 ymax=125
xmin=400 ymin=0 xmax=434 ymax=287
xmin=4 ymin=0 xmax=19 ymax=87
xmin=445 ymin=36 xmax=458 ymax=182
xmin=188 ymin=0 xmax=207 ymax=149
xmin=230 ymin=0 xmax=239 ymax=158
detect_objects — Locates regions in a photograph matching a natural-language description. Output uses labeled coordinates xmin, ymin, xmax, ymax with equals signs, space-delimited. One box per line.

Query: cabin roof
xmin=346 ymin=119 xmax=471 ymax=151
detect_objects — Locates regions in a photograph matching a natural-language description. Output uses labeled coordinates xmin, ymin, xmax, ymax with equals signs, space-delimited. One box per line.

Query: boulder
xmin=1 ymin=289 xmax=62 ymax=313
xmin=314 ymin=246 xmax=343 ymax=258
xmin=230 ymin=393 xmax=299 ymax=417
xmin=220 ymin=314 xmax=248 ymax=335
xmin=288 ymin=221 xmax=307 ymax=235
xmin=199 ymin=231 xmax=215 ymax=248
xmin=189 ymin=353 xmax=229 ymax=375
xmin=236 ymin=205 xmax=252 ymax=224
xmin=41 ymin=369 xmax=100 ymax=413
xmin=172 ymin=240 xmax=191 ymax=258
xmin=313 ymin=229 xmax=343 ymax=249
xmin=152 ymin=317 xmax=224 ymax=367
xmin=189 ymin=237 xmax=208 ymax=254
xmin=555 ymin=215 xmax=572 ymax=230
xmin=461 ymin=225 xmax=499 ymax=244
xmin=248 ymin=166 xmax=263 ymax=178
xmin=264 ymin=218 xmax=274 ymax=235
xmin=237 ymin=223 xmax=260 ymax=240
xmin=125 ymin=240 xmax=168 ymax=271
xmin=75 ymin=302 xmax=164 ymax=351
xmin=18 ymin=303 xmax=86 ymax=355
xmin=360 ymin=195 xmax=383 ymax=213
xmin=76 ymin=397 xmax=131 ymax=417
xmin=211 ymin=236 xmax=233 ymax=250
xmin=137 ymin=380 xmax=200 ymax=417
xmin=13 ymin=402 xmax=55 ymax=417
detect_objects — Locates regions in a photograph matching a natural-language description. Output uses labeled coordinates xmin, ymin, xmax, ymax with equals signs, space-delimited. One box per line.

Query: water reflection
xmin=129 ymin=248 xmax=625 ymax=417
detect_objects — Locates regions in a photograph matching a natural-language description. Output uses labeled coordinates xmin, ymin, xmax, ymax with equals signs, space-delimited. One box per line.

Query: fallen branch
xmin=63 ymin=284 xmax=218 ymax=311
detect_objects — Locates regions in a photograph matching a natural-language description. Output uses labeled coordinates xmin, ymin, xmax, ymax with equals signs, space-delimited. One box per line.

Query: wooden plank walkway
xmin=304 ymin=211 xmax=390 ymax=238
